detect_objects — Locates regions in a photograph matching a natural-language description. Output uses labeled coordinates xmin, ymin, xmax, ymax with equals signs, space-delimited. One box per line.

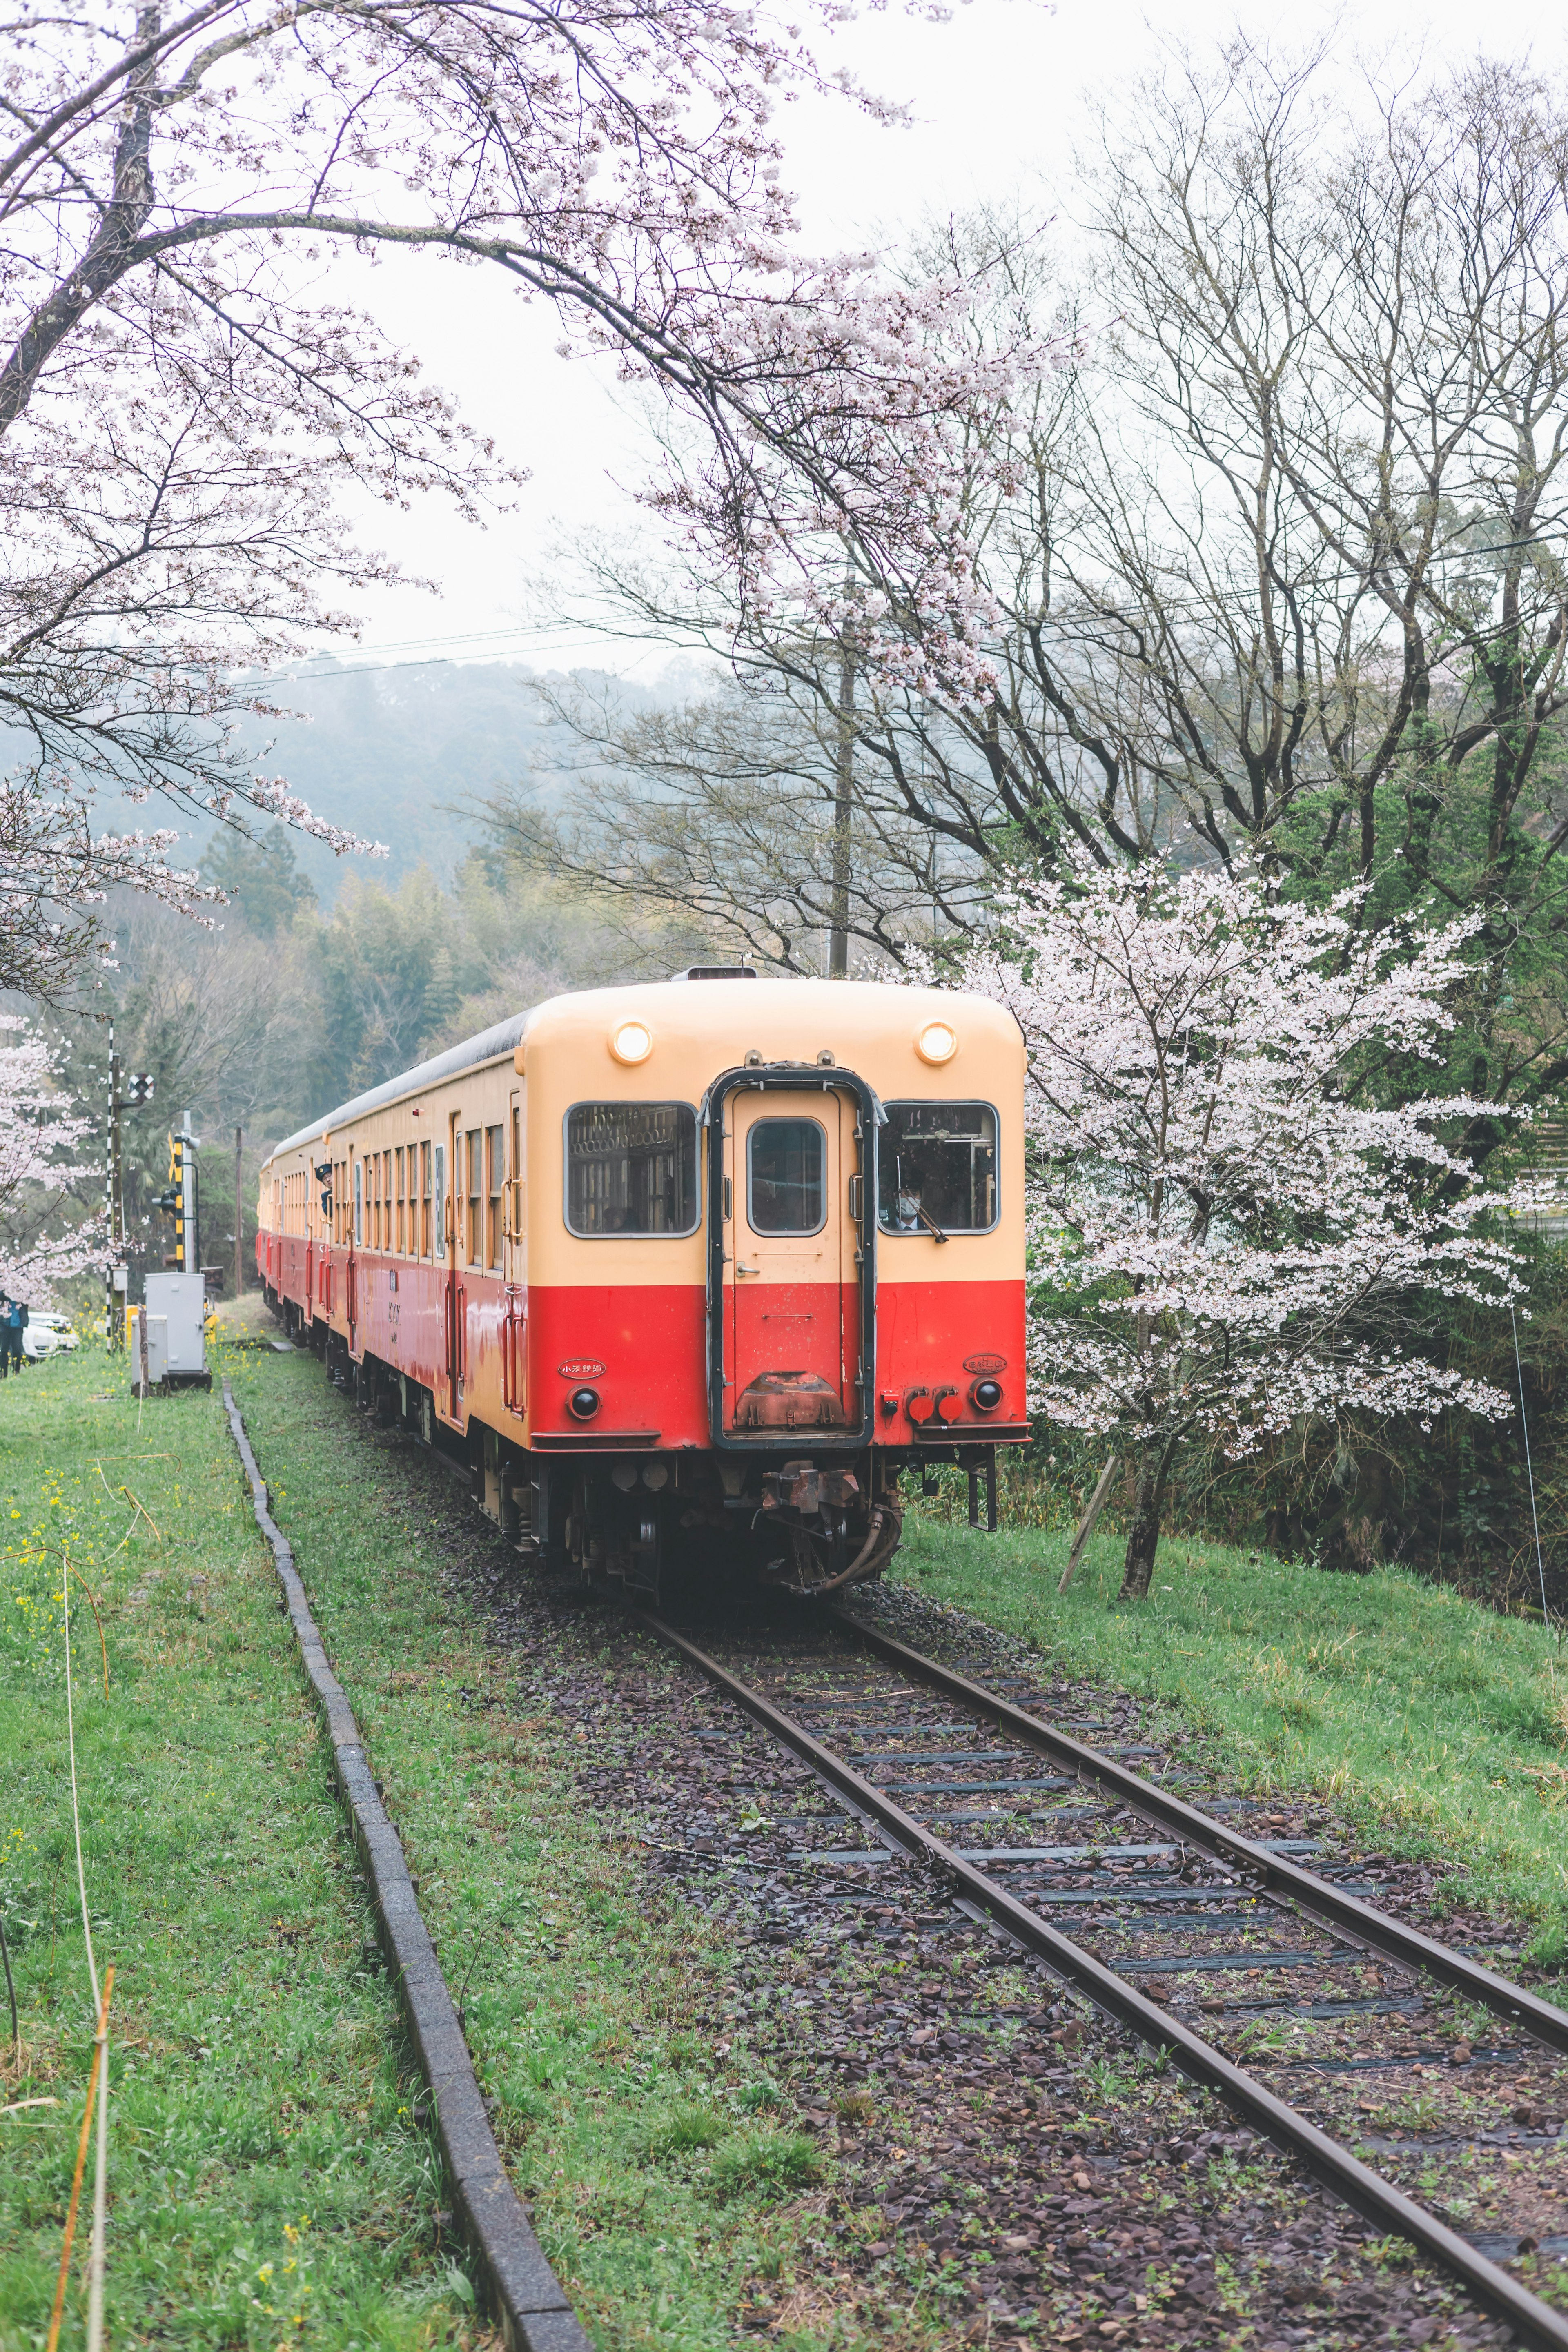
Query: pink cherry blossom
xmin=953 ymin=855 xmax=1546 ymax=1595
xmin=0 ymin=1016 xmax=107 ymax=1305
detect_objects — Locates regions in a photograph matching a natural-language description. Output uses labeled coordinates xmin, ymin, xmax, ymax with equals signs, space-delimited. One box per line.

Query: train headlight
xmin=610 ymin=1018 xmax=653 ymax=1065
xmin=971 ymin=1379 xmax=1003 ymax=1412
xmin=568 ymin=1386 xmax=601 ymax=1420
xmin=916 ymin=1019 xmax=958 ymax=1065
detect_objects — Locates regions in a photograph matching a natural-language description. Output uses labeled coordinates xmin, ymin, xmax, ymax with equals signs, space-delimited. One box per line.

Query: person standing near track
xmin=1 ymin=1294 xmax=27 ymax=1374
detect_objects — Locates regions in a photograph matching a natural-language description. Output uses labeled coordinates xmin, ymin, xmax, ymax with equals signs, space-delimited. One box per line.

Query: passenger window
xmin=748 ymin=1118 xmax=825 ymax=1235
xmin=565 ymin=1103 xmax=698 ymax=1236
xmin=421 ymin=1140 xmax=432 ymax=1256
xmin=878 ymin=1102 xmax=998 ymax=1234
xmin=433 ymin=1144 xmax=445 ymax=1259
xmin=465 ymin=1127 xmax=481 ymax=1265
xmin=354 ymin=1160 xmax=363 ymax=1245
xmin=486 ymin=1124 xmax=503 ymax=1267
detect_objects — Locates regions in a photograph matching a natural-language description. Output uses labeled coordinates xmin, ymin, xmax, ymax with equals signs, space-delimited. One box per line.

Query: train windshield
xmin=566 ymin=1102 xmax=699 ymax=1235
xmin=878 ymin=1102 xmax=998 ymax=1234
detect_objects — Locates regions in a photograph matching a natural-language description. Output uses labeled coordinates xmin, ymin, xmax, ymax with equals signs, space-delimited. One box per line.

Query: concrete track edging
xmin=222 ymin=1379 xmax=592 ymax=2352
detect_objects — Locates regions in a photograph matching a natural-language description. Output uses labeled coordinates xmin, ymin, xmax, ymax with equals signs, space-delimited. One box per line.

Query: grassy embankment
xmin=898 ymin=1496 xmax=1568 ymax=1963
xmin=0 ymin=1339 xmax=846 ymax=2352
xmin=0 ymin=1343 xmax=474 ymax=2352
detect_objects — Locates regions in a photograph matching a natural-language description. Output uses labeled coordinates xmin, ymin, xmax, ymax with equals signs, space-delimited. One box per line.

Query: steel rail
xmin=829 ymin=1609 xmax=1568 ymax=2058
xmin=636 ymin=1607 xmax=1568 ymax=2352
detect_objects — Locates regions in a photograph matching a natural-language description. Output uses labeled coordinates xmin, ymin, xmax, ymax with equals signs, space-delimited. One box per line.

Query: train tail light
xmin=971 ymin=1379 xmax=1004 ymax=1412
xmin=568 ymin=1386 xmax=601 ymax=1420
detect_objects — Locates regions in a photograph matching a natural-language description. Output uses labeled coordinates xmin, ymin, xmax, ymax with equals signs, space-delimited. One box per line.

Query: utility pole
xmin=234 ymin=1125 xmax=243 ymax=1301
xmin=104 ymin=1025 xmax=116 ymax=1349
xmin=104 ymin=1038 xmax=153 ymax=1348
xmin=829 ymin=568 xmax=856 ymax=979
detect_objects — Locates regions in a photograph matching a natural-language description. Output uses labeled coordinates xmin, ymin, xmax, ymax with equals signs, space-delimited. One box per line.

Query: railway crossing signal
xmin=152 ymin=1119 xmax=200 ymax=1272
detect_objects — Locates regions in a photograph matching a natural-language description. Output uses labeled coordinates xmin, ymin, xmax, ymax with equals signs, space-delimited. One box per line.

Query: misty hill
xmin=234 ymin=657 xmax=559 ymax=901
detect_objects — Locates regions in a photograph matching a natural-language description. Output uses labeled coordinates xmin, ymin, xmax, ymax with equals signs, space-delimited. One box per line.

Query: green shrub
xmin=647 ymin=2104 xmax=728 ymax=2159
xmin=709 ymin=2132 xmax=821 ymax=2200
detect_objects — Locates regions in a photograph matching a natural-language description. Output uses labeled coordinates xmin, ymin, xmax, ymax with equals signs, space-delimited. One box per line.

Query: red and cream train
xmin=257 ymin=971 xmax=1028 ymax=1595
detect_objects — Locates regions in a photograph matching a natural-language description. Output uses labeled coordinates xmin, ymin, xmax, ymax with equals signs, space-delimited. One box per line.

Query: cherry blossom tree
xmin=960 ymin=859 xmax=1543 ymax=1599
xmin=0 ymin=1019 xmax=105 ymax=1307
xmin=0 ymin=0 xmax=1047 ymax=997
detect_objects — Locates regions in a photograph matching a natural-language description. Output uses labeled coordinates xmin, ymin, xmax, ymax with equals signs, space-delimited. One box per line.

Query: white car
xmin=22 ymin=1313 xmax=78 ymax=1359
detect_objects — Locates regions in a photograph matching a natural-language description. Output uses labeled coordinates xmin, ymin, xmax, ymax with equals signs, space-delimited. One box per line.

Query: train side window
xmin=564 ymin=1102 xmax=699 ymax=1236
xmin=486 ymin=1124 xmax=503 ymax=1267
xmin=354 ymin=1159 xmax=363 ymax=1245
xmin=747 ymin=1118 xmax=826 ymax=1235
xmin=465 ymin=1127 xmax=481 ymax=1265
xmin=433 ymin=1144 xmax=446 ymax=1259
xmin=421 ymin=1140 xmax=432 ymax=1256
xmin=878 ymin=1102 xmax=998 ymax=1234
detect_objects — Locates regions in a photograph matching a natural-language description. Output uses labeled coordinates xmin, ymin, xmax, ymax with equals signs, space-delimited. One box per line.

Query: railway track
xmin=287 ymin=1361 xmax=1568 ymax=2347
xmin=628 ymin=1594 xmax=1568 ymax=2350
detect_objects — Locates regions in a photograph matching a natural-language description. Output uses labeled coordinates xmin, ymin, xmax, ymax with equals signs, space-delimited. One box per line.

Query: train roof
xmin=267 ymin=976 xmax=1018 ymax=1160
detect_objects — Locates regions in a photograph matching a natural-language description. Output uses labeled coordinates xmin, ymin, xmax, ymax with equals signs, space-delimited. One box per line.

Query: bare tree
xmin=490 ymin=652 xmax=993 ymax=972
xmin=519 ymin=56 xmax=1568 ymax=1123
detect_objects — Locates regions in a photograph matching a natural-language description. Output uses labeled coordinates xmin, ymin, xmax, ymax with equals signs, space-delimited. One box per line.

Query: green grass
xmin=1 ymin=1341 xmax=852 ymax=2352
xmin=0 ymin=1346 xmax=469 ymax=2352
xmin=223 ymin=1348 xmax=850 ymax=2350
xmin=895 ymin=1504 xmax=1568 ymax=1956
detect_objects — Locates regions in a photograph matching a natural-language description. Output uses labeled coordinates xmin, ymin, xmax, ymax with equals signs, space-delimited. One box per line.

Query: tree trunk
xmin=1118 ymin=1441 xmax=1176 ymax=1600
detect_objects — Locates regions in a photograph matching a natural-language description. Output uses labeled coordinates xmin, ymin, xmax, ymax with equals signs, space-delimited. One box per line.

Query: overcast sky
xmin=300 ymin=0 xmax=1562 ymax=686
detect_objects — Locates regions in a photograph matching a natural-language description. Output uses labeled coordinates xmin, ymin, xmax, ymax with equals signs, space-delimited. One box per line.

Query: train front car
xmin=521 ymin=974 xmax=1028 ymax=1596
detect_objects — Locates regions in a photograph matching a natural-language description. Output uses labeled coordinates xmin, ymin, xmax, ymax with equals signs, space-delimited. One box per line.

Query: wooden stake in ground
xmin=0 ymin=1907 xmax=18 ymax=2060
xmin=1058 ymin=1454 xmax=1120 ymax=1593
xmin=44 ymin=1965 xmax=113 ymax=2352
xmin=87 ymin=1967 xmax=111 ymax=2352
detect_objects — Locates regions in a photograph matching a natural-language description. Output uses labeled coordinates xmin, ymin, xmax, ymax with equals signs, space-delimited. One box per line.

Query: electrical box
xmin=143 ymin=1272 xmax=207 ymax=1377
xmin=127 ymin=1313 xmax=169 ymax=1386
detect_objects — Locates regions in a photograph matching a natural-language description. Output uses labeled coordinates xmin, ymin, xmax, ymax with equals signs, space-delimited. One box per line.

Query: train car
xmin=256 ymin=970 xmax=1028 ymax=1597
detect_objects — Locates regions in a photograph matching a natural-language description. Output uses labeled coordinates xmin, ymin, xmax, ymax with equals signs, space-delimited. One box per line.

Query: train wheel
xmin=566 ymin=1472 xmax=611 ymax=1594
xmin=623 ymin=1499 xmax=662 ymax=1607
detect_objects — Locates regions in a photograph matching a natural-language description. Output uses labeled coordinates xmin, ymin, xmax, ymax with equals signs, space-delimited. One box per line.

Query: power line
xmin=270 ymin=615 xmax=652 ymax=685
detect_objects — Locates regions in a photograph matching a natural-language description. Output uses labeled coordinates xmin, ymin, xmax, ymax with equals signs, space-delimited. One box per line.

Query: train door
xmin=303 ymin=1169 xmax=315 ymax=1322
xmin=502 ymin=1085 xmax=526 ymax=1416
xmin=443 ymin=1108 xmax=460 ymax=1420
xmin=347 ymin=1154 xmax=360 ymax=1352
xmin=723 ymin=1089 xmax=861 ymax=1431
